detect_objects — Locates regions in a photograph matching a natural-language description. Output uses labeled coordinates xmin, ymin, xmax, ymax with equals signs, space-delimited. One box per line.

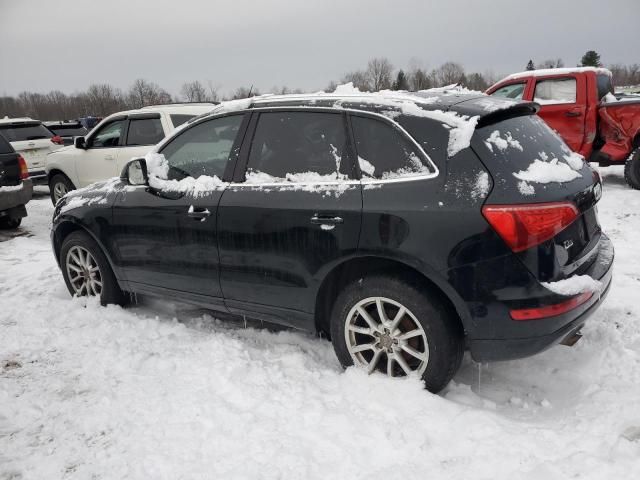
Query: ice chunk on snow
xmin=333 ymin=82 xmax=361 ymax=94
xmin=513 ymin=158 xmax=582 ymax=184
xmin=485 ymin=130 xmax=523 ymax=152
xmin=517 ymin=180 xmax=535 ymax=196
xmin=471 ymin=171 xmax=490 ymax=199
xmin=542 ymin=275 xmax=602 ymax=296
xmin=563 ymin=151 xmax=585 ymax=170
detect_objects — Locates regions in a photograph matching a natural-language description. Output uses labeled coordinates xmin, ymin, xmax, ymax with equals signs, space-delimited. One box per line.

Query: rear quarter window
xmin=0 ymin=134 xmax=14 ymax=153
xmin=170 ymin=114 xmax=195 ymax=128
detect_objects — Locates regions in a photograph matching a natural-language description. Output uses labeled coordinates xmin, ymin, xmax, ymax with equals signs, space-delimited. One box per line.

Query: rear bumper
xmin=28 ymin=170 xmax=48 ymax=184
xmin=468 ymin=233 xmax=614 ymax=362
xmin=0 ymin=179 xmax=33 ymax=213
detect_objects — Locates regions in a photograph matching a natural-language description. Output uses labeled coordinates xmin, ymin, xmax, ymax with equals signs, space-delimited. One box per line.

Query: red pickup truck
xmin=486 ymin=67 xmax=640 ymax=189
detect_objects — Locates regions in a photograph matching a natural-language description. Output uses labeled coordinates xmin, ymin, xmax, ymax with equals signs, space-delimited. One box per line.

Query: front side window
xmin=534 ymin=78 xmax=577 ymax=104
xmin=491 ymin=83 xmax=526 ymax=100
xmin=160 ymin=115 xmax=243 ymax=180
xmin=126 ymin=118 xmax=164 ymax=146
xmin=351 ymin=115 xmax=430 ymax=180
xmin=245 ymin=111 xmax=349 ymax=182
xmin=90 ymin=120 xmax=126 ymax=148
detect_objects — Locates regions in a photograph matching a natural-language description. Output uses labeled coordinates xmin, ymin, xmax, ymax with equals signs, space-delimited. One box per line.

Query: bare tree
xmin=127 ymin=79 xmax=172 ymax=108
xmin=539 ymin=58 xmax=564 ymax=69
xmin=408 ymin=67 xmax=431 ymax=90
xmin=206 ymin=81 xmax=220 ymax=102
xmin=341 ymin=70 xmax=371 ymax=91
xmin=180 ymin=80 xmax=208 ymax=102
xmin=366 ymin=57 xmax=393 ymax=91
xmin=436 ymin=62 xmax=466 ymax=86
xmin=231 ymin=86 xmax=260 ymax=100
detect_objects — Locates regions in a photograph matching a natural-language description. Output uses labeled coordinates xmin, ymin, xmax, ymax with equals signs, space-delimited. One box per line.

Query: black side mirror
xmin=121 ymin=158 xmax=148 ymax=186
xmin=74 ymin=136 xmax=86 ymax=149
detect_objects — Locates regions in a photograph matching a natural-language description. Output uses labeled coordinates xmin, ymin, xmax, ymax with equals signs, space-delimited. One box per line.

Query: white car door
xmin=75 ymin=119 xmax=127 ymax=187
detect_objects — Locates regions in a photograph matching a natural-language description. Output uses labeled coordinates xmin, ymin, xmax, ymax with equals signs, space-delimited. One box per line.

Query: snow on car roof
xmin=0 ymin=117 xmax=38 ymax=124
xmin=503 ymin=66 xmax=612 ymax=81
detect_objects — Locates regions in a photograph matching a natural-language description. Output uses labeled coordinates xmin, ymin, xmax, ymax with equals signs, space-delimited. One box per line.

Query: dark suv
xmin=50 ymin=91 xmax=614 ymax=392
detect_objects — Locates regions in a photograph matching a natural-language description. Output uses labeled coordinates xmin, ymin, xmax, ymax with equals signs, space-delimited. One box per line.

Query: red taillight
xmin=510 ymin=292 xmax=593 ymax=321
xmin=51 ymin=135 xmax=64 ymax=145
xmin=482 ymin=202 xmax=579 ymax=252
xmin=17 ymin=154 xmax=29 ymax=180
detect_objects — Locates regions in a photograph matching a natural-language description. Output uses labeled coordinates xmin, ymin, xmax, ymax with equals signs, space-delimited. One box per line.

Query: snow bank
xmin=513 ymin=158 xmax=582 ymax=184
xmin=542 ymin=275 xmax=602 ymax=296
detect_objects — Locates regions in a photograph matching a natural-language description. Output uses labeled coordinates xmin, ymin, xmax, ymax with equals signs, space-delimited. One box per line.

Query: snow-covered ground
xmin=1 ymin=170 xmax=639 ymax=479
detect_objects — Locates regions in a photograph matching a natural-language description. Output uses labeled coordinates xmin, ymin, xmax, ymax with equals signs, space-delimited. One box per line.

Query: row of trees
xmin=1 ymin=51 xmax=638 ymax=121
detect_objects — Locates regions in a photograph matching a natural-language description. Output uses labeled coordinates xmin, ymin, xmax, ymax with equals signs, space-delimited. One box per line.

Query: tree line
xmin=1 ymin=51 xmax=638 ymax=121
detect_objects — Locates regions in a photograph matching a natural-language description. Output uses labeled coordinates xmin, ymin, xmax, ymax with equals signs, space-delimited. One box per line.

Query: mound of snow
xmin=513 ymin=158 xmax=581 ymax=184
xmin=542 ymin=275 xmax=602 ymax=296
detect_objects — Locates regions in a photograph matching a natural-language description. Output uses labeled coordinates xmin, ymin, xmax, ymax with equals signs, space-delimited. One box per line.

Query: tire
xmin=49 ymin=173 xmax=75 ymax=205
xmin=329 ymin=275 xmax=464 ymax=393
xmin=60 ymin=231 xmax=127 ymax=306
xmin=624 ymin=148 xmax=640 ymax=190
xmin=0 ymin=216 xmax=21 ymax=229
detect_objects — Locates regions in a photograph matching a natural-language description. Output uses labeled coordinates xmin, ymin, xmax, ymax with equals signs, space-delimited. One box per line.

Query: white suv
xmin=45 ymin=104 xmax=215 ymax=203
xmin=0 ymin=117 xmax=64 ymax=183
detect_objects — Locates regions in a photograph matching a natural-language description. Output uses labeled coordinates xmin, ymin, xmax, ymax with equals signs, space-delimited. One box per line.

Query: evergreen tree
xmin=581 ymin=50 xmax=602 ymax=67
xmin=526 ymin=59 xmax=535 ymax=71
xmin=392 ymin=70 xmax=409 ymax=90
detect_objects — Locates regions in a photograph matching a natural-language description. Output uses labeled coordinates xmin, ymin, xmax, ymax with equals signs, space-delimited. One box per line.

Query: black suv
xmin=51 ymin=92 xmax=613 ymax=392
xmin=0 ymin=134 xmax=32 ymax=229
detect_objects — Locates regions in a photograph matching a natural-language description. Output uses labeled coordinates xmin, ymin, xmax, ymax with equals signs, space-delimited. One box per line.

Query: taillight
xmin=482 ymin=202 xmax=579 ymax=252
xmin=18 ymin=154 xmax=29 ymax=180
xmin=51 ymin=135 xmax=64 ymax=145
xmin=510 ymin=292 xmax=593 ymax=320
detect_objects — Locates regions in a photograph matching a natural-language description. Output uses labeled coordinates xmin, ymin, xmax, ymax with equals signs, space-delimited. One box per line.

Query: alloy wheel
xmin=53 ymin=182 xmax=68 ymax=202
xmin=65 ymin=246 xmax=102 ymax=296
xmin=344 ymin=296 xmax=429 ymax=377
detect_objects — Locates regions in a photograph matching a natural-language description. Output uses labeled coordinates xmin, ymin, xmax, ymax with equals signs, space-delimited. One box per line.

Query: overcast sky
xmin=0 ymin=0 xmax=637 ymax=97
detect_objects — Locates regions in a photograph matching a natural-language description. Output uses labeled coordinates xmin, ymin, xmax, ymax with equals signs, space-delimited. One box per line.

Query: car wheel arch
xmin=48 ymin=169 xmax=76 ymax=188
xmin=313 ymin=255 xmax=470 ymax=339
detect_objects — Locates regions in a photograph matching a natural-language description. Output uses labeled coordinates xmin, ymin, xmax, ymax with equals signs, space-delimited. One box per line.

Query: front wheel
xmin=60 ymin=231 xmax=127 ymax=306
xmin=329 ymin=275 xmax=464 ymax=393
xmin=49 ymin=173 xmax=75 ymax=205
xmin=624 ymin=148 xmax=640 ymax=190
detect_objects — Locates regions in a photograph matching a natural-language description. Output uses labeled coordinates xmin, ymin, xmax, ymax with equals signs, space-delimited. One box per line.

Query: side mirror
xmin=74 ymin=136 xmax=86 ymax=149
xmin=121 ymin=158 xmax=148 ymax=186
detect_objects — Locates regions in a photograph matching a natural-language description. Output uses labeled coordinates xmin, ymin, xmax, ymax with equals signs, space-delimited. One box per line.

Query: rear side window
xmin=351 ymin=115 xmax=431 ymax=180
xmin=126 ymin=118 xmax=164 ymax=146
xmin=491 ymin=83 xmax=526 ymax=100
xmin=160 ymin=115 xmax=243 ymax=179
xmin=170 ymin=114 xmax=195 ymax=128
xmin=0 ymin=134 xmax=14 ymax=153
xmin=534 ymin=78 xmax=577 ymax=104
xmin=0 ymin=123 xmax=52 ymax=142
xmin=245 ymin=111 xmax=349 ymax=181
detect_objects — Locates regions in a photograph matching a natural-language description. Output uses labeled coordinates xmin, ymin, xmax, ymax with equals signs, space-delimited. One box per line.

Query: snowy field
xmin=1 ymin=167 xmax=639 ymax=479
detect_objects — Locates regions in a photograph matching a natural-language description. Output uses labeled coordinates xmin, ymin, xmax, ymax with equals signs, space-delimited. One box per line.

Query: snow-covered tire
xmin=0 ymin=216 xmax=21 ymax=229
xmin=60 ymin=231 xmax=128 ymax=306
xmin=49 ymin=173 xmax=75 ymax=205
xmin=624 ymin=148 xmax=640 ymax=190
xmin=329 ymin=275 xmax=464 ymax=393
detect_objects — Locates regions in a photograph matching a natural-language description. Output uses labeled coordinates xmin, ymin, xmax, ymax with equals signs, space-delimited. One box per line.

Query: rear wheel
xmin=329 ymin=275 xmax=464 ymax=393
xmin=49 ymin=173 xmax=75 ymax=205
xmin=60 ymin=231 xmax=127 ymax=306
xmin=0 ymin=216 xmax=21 ymax=230
xmin=624 ymin=148 xmax=640 ymax=190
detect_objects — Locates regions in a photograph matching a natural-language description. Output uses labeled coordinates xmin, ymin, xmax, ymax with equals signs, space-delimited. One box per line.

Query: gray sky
xmin=0 ymin=0 xmax=637 ymax=97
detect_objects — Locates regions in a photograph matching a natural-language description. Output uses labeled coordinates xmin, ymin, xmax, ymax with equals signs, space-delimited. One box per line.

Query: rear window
xmin=0 ymin=134 xmax=14 ymax=154
xmin=472 ymin=115 xmax=587 ymax=194
xmin=170 ymin=114 xmax=195 ymax=128
xmin=597 ymin=74 xmax=614 ymax=100
xmin=49 ymin=126 xmax=87 ymax=137
xmin=0 ymin=123 xmax=53 ymax=142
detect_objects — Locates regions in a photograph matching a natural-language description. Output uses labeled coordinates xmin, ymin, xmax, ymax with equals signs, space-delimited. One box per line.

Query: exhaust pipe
xmin=560 ymin=330 xmax=583 ymax=347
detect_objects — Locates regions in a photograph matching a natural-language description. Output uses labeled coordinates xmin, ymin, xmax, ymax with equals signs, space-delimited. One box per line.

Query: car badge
xmin=563 ymin=239 xmax=574 ymax=250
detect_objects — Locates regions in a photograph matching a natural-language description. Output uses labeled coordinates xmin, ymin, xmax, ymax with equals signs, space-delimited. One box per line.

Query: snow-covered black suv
xmin=50 ymin=89 xmax=614 ymax=392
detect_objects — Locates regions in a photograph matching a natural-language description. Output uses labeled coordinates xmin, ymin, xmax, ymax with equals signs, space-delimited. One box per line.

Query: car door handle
xmin=104 ymin=154 xmax=115 ymax=160
xmin=311 ymin=214 xmax=344 ymax=225
xmin=188 ymin=206 xmax=211 ymax=221
xmin=565 ymin=111 xmax=582 ymax=117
